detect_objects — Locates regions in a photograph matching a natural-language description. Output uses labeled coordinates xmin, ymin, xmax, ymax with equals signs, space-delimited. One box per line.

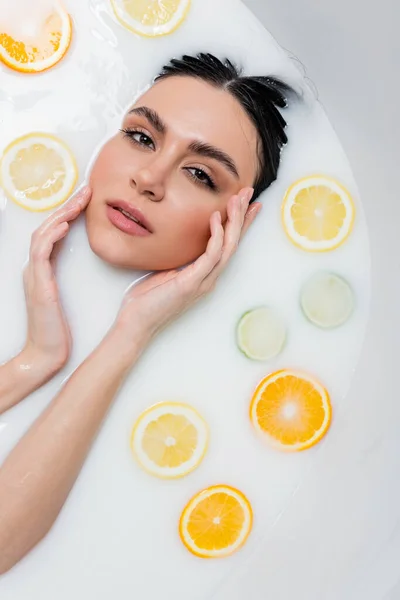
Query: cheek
xmin=165 ymin=201 xmax=217 ymax=253
xmin=89 ymin=154 xmax=109 ymax=187
xmin=89 ymin=139 xmax=121 ymax=187
xmin=163 ymin=180 xmax=230 ymax=256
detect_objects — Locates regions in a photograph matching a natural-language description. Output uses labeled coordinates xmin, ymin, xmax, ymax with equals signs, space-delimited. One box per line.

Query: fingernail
xmin=251 ymin=202 xmax=262 ymax=215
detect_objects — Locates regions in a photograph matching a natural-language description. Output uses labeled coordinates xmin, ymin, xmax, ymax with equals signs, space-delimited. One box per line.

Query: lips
xmin=106 ymin=200 xmax=153 ymax=237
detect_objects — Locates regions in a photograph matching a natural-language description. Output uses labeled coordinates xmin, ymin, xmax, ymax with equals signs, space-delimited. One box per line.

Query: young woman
xmin=0 ymin=53 xmax=292 ymax=573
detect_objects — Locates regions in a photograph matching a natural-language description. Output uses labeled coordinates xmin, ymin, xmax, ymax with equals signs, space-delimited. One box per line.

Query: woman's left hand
xmin=113 ymin=188 xmax=261 ymax=357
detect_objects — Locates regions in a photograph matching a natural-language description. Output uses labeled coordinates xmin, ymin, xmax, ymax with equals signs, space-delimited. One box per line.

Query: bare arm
xmin=0 ymin=329 xmax=144 ymax=574
xmin=0 ymin=349 xmax=54 ymax=415
xmin=0 ymin=189 xmax=259 ymax=575
xmin=0 ymin=187 xmax=91 ymax=416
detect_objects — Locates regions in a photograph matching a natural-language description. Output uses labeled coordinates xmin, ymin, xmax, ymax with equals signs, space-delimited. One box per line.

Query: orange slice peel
xmin=250 ymin=369 xmax=332 ymax=452
xmin=0 ymin=1 xmax=72 ymax=73
xmin=179 ymin=485 xmax=253 ymax=558
xmin=282 ymin=175 xmax=355 ymax=252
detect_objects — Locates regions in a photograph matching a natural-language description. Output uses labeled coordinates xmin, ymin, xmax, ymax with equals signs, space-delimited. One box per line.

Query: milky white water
xmin=0 ymin=0 xmax=370 ymax=598
xmin=0 ymin=0 xmax=56 ymax=40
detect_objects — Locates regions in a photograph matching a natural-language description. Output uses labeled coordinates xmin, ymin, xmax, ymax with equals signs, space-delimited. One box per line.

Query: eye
xmin=121 ymin=128 xmax=155 ymax=150
xmin=185 ymin=167 xmax=218 ymax=191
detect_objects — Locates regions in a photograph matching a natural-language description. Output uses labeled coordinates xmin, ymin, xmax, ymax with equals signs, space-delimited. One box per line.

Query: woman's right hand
xmin=111 ymin=189 xmax=260 ymax=364
xmin=22 ymin=186 xmax=91 ymax=378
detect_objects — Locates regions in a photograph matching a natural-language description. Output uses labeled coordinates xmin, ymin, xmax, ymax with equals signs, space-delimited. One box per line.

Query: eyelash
xmin=120 ymin=127 xmax=218 ymax=192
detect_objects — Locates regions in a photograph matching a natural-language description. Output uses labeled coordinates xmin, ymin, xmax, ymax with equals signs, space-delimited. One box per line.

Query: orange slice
xmin=250 ymin=369 xmax=332 ymax=452
xmin=0 ymin=2 xmax=72 ymax=73
xmin=130 ymin=402 xmax=208 ymax=479
xmin=179 ymin=485 xmax=253 ymax=559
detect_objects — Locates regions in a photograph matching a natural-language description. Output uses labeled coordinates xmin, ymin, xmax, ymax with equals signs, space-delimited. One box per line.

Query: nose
xmin=130 ymin=158 xmax=166 ymax=202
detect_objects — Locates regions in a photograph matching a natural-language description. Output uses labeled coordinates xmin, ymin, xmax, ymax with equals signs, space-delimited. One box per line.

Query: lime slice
xmin=301 ymin=272 xmax=354 ymax=329
xmin=236 ymin=307 xmax=286 ymax=361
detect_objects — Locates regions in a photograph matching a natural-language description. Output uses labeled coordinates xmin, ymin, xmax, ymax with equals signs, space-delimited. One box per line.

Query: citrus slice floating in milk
xmin=301 ymin=272 xmax=355 ymax=329
xmin=130 ymin=402 xmax=208 ymax=479
xmin=0 ymin=1 xmax=72 ymax=73
xmin=0 ymin=132 xmax=78 ymax=212
xmin=282 ymin=175 xmax=355 ymax=252
xmin=236 ymin=307 xmax=286 ymax=361
xmin=250 ymin=369 xmax=332 ymax=452
xmin=179 ymin=485 xmax=253 ymax=558
xmin=110 ymin=0 xmax=191 ymax=37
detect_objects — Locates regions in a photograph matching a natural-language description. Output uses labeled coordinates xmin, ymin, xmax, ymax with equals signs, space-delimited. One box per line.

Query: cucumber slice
xmin=301 ymin=272 xmax=354 ymax=329
xmin=236 ymin=307 xmax=286 ymax=361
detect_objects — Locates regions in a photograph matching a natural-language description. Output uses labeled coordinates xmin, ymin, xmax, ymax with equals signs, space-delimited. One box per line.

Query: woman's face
xmin=86 ymin=76 xmax=258 ymax=270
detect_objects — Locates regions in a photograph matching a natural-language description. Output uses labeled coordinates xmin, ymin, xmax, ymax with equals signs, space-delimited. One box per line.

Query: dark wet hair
xmin=155 ymin=52 xmax=294 ymax=202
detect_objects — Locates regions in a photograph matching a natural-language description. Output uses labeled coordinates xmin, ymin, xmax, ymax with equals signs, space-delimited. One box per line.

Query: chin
xmin=86 ymin=229 xmax=141 ymax=270
xmin=87 ymin=233 xmax=197 ymax=271
xmin=85 ymin=215 xmax=203 ymax=271
xmin=86 ymin=223 xmax=164 ymax=270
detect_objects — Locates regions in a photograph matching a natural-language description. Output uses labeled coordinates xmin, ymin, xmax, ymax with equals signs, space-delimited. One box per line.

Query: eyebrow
xmin=129 ymin=106 xmax=240 ymax=179
xmin=188 ymin=141 xmax=239 ymax=179
xmin=129 ymin=106 xmax=167 ymax=134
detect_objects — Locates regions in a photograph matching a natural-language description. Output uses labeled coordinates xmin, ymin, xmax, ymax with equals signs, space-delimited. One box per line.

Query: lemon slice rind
xmin=110 ymin=0 xmax=191 ymax=37
xmin=131 ymin=402 xmax=209 ymax=479
xmin=0 ymin=133 xmax=78 ymax=212
xmin=282 ymin=175 xmax=355 ymax=252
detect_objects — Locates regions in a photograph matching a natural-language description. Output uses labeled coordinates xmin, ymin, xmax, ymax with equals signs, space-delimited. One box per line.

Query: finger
xmin=30 ymin=219 xmax=69 ymax=259
xmin=57 ymin=185 xmax=92 ymax=213
xmin=183 ymin=211 xmax=224 ymax=284
xmin=213 ymin=188 xmax=253 ymax=275
xmin=38 ymin=186 xmax=92 ymax=235
xmin=50 ymin=185 xmax=91 ymax=224
xmin=240 ymin=201 xmax=262 ymax=241
xmin=50 ymin=228 xmax=69 ymax=269
xmin=30 ymin=221 xmax=69 ymax=284
xmin=224 ymin=188 xmax=253 ymax=250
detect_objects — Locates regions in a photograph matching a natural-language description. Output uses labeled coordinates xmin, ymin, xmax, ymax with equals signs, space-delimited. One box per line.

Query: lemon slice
xmin=250 ymin=369 xmax=332 ymax=452
xmin=236 ymin=307 xmax=286 ymax=361
xmin=0 ymin=133 xmax=78 ymax=212
xmin=0 ymin=2 xmax=72 ymax=73
xmin=282 ymin=175 xmax=355 ymax=252
xmin=130 ymin=402 xmax=208 ymax=479
xmin=179 ymin=485 xmax=253 ymax=558
xmin=301 ymin=272 xmax=355 ymax=329
xmin=110 ymin=0 xmax=191 ymax=37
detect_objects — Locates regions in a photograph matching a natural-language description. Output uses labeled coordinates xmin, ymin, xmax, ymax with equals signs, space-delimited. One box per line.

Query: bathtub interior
xmin=0 ymin=0 xmax=393 ymax=597
xmin=226 ymin=1 xmax=399 ymax=599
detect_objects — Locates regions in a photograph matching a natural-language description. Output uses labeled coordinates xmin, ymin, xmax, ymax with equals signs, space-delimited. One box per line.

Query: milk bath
xmin=0 ymin=0 xmax=370 ymax=598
